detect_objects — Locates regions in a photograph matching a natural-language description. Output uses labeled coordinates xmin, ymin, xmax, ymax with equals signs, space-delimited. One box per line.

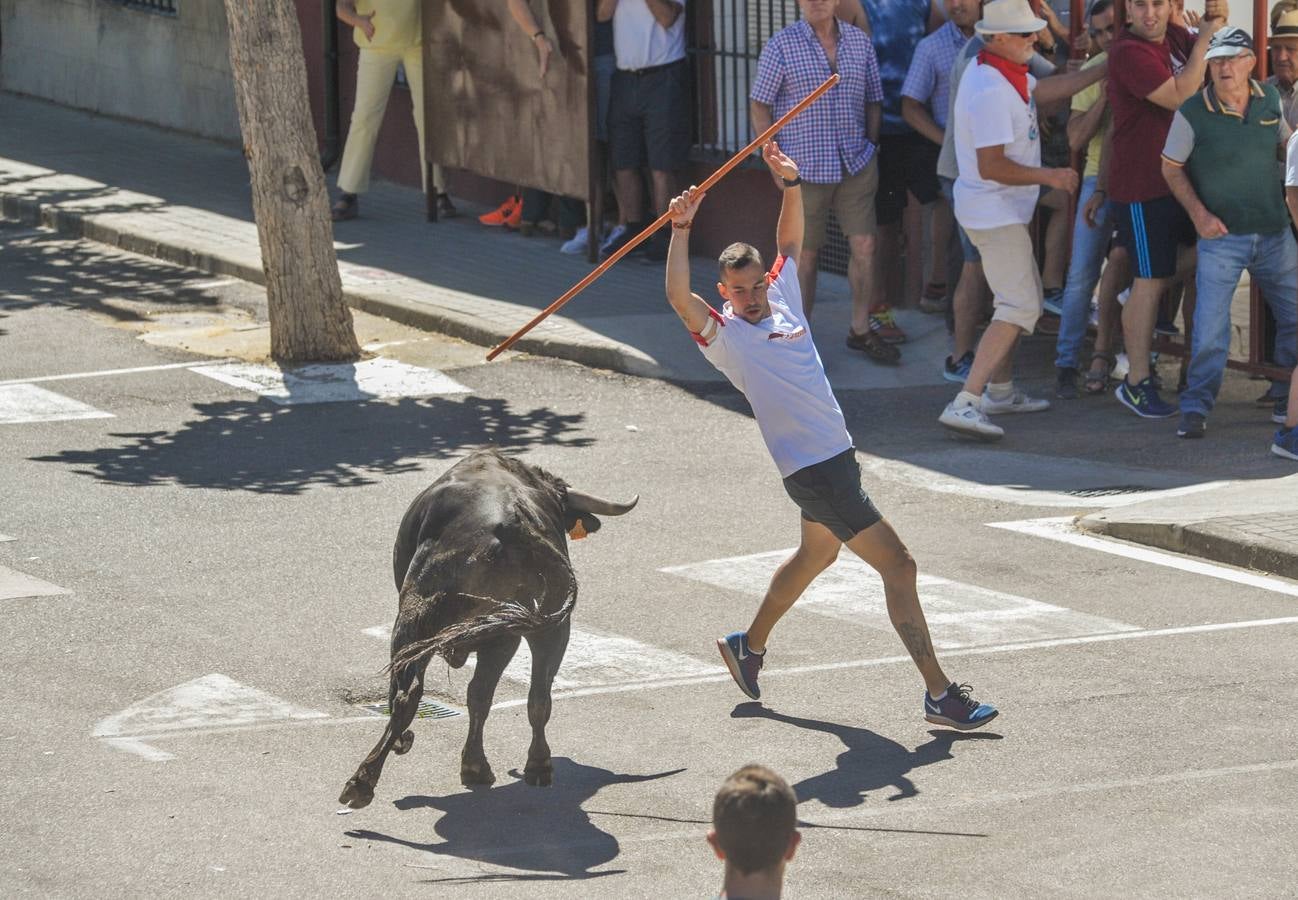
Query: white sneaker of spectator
xmin=939 ymin=395 xmax=1005 ymax=441
xmin=560 ymin=226 xmax=590 ymax=255
xmin=981 ymin=384 xmax=1051 ymax=415
xmin=1113 ymin=352 xmax=1130 ymax=382
xmin=598 ymin=223 xmax=628 ymax=256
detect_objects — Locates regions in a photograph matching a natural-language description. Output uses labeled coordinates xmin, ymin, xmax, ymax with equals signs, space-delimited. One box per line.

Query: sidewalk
xmin=2 ymin=90 xmax=1296 ymax=583
xmin=1078 ymin=475 xmax=1298 ymax=581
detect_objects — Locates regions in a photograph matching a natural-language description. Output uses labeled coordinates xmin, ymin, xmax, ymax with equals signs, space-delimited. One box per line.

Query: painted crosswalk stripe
xmin=0 ymin=564 xmax=70 ymax=601
xmin=0 ymin=384 xmax=113 ymax=424
xmin=363 ymin=623 xmax=714 ymax=689
xmin=189 ymin=358 xmax=470 ymax=405
xmin=94 ymin=674 xmax=328 ymax=760
xmin=661 ymin=550 xmax=1136 ymax=648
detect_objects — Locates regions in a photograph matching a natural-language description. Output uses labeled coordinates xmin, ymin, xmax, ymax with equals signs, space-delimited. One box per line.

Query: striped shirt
xmin=750 ymin=20 xmax=884 ymax=184
xmin=900 ymin=20 xmax=967 ymax=131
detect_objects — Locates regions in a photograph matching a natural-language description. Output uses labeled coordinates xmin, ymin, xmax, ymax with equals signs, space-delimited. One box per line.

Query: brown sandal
xmin=1085 ymin=352 xmax=1115 ymax=395
xmin=331 ymin=193 xmax=358 ymax=222
xmin=846 ymin=328 xmax=901 ymax=365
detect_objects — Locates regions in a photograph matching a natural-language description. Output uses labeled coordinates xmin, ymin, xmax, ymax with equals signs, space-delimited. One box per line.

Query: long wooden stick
xmin=486 ymin=73 xmax=840 ymax=361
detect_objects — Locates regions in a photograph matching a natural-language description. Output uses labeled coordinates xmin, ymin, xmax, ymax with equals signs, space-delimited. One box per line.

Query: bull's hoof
xmin=460 ymin=760 xmax=496 ymax=786
xmin=524 ymin=760 xmax=554 ymax=787
xmin=393 ymin=730 xmax=415 ymax=755
xmin=339 ymin=777 xmax=375 ymax=809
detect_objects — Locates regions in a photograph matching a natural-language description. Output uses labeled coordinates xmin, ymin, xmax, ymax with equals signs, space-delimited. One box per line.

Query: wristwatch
xmin=781 ymin=175 xmax=802 ymax=188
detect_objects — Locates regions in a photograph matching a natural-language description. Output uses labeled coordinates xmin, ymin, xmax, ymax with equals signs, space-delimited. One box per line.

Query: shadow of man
xmin=731 ymin=702 xmax=1000 ymax=807
xmin=346 ymin=757 xmax=684 ymax=882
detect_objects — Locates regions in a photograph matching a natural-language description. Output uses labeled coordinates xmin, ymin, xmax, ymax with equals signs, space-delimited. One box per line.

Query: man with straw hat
xmin=1269 ymin=5 xmax=1298 ymax=127
xmin=662 ymin=144 xmax=999 ymax=731
xmin=938 ymin=0 xmax=1079 ymax=440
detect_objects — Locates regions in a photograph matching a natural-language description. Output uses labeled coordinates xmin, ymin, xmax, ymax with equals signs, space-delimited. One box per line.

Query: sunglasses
xmin=1090 ymin=24 xmax=1116 ymax=35
xmin=1010 ymin=30 xmax=1038 ymax=37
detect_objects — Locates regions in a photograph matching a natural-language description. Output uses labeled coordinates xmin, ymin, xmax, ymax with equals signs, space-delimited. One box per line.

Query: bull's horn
xmin=567 ymin=490 xmax=638 ymax=516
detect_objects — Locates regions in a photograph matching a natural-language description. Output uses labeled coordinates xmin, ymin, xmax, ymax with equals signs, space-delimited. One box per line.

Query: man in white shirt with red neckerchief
xmin=663 ymin=141 xmax=998 ymax=732
xmin=939 ymin=0 xmax=1079 ymax=440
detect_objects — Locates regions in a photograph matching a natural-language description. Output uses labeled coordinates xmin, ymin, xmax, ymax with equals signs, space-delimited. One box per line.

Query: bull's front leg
xmin=523 ymin=618 xmax=570 ymax=787
xmin=339 ymin=658 xmax=429 ymax=809
xmin=460 ymin=636 xmax=519 ymax=786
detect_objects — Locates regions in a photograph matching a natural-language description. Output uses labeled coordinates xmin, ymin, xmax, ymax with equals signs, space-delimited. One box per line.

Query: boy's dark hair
xmin=712 ymin=764 xmax=798 ymax=875
xmin=1088 ymin=0 xmax=1113 ymax=18
xmin=718 ymin=242 xmax=765 ymax=278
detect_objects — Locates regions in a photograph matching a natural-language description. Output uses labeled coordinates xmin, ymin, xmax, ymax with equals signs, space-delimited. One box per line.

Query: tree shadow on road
xmin=30 ymin=394 xmax=593 ymax=494
xmin=345 ymin=758 xmax=684 ymax=883
xmin=731 ymin=702 xmax=1000 ymax=807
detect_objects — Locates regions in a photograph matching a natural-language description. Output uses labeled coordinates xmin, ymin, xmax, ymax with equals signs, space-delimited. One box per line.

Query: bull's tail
xmin=386 ymin=591 xmax=576 ymax=678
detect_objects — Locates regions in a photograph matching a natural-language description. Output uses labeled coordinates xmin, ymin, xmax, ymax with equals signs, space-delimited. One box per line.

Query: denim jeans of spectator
xmin=1181 ymin=230 xmax=1298 ymax=416
xmin=1055 ymin=176 xmax=1113 ymax=370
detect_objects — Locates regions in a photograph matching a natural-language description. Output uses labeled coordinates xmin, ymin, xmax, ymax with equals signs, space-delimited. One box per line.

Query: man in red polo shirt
xmin=1105 ymin=0 xmax=1226 ymax=418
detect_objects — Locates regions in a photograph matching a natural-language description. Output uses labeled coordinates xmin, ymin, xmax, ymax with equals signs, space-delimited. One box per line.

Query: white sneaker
xmin=1113 ymin=352 xmax=1130 ymax=382
xmin=598 ymin=223 xmax=627 ymax=255
xmin=560 ymin=226 xmax=589 ymax=254
xmin=981 ymin=388 xmax=1051 ymax=415
xmin=939 ymin=400 xmax=1004 ymax=440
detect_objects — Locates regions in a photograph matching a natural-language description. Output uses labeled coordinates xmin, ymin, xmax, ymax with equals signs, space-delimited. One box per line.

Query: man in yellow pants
xmin=332 ymin=0 xmax=455 ymax=220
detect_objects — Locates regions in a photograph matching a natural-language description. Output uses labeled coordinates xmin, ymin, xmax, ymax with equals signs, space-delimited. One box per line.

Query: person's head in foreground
xmin=708 ymin=765 xmax=801 ymax=899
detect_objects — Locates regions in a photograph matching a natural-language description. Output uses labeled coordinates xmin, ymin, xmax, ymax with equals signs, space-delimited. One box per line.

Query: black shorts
xmin=876 ymin=132 xmax=942 ymax=227
xmin=608 ymin=60 xmax=691 ymax=173
xmin=1114 ymin=194 xmax=1196 ymax=280
xmin=781 ymin=448 xmax=882 ymax=542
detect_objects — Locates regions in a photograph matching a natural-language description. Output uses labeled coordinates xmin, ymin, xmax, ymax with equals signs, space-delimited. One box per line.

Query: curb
xmin=1 ymin=194 xmax=664 ymax=379
xmin=1076 ymin=514 xmax=1298 ymax=581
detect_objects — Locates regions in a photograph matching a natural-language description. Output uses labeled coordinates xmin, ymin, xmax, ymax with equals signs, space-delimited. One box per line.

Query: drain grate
xmin=360 ymin=699 xmax=463 ymax=720
xmin=1061 ymin=486 xmax=1155 ymax=498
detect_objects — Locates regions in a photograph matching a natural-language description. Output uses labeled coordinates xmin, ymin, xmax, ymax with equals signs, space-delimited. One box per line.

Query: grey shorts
xmin=781 ymin=448 xmax=882 ymax=542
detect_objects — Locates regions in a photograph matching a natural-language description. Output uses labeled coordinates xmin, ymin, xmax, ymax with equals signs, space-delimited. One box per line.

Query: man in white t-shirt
xmin=938 ymin=0 xmax=1079 ymax=440
xmin=663 ymin=141 xmax=998 ymax=731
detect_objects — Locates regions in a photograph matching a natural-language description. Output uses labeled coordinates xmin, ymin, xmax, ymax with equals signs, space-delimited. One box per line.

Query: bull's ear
xmin=568 ymin=514 xmax=602 ymax=540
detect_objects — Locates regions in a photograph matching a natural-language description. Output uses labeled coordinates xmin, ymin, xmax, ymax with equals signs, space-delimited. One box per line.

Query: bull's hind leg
xmin=339 ymin=659 xmax=429 ymax=809
xmin=460 ymin=635 xmax=520 ymax=786
xmin=523 ymin=617 xmax=571 ymax=787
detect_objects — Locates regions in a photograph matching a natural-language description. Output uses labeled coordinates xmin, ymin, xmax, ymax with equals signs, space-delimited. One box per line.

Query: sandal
xmin=331 ymin=193 xmax=358 ymax=222
xmin=1084 ymin=352 xmax=1115 ymax=395
xmin=846 ymin=328 xmax=901 ymax=365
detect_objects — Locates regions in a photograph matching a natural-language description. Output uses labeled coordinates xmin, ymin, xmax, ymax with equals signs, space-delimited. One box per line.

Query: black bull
xmin=340 ymin=450 xmax=637 ymax=809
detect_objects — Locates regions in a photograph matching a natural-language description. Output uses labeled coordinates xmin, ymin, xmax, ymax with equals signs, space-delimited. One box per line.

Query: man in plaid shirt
xmin=750 ymin=0 xmax=899 ymax=364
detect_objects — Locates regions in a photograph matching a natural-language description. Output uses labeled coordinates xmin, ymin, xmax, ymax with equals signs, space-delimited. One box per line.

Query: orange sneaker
xmin=479 ymin=195 xmax=520 ymax=227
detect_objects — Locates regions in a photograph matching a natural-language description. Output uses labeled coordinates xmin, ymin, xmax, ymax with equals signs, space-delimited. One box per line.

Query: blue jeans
xmin=1181 ymin=230 xmax=1298 ymax=416
xmin=1055 ymin=175 xmax=1113 ymax=369
xmin=939 ymin=176 xmax=980 ymax=263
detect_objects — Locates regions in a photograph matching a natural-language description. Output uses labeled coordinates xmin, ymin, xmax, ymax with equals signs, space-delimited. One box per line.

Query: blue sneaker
xmin=1273 ymin=426 xmax=1298 ymax=461
xmin=1272 ymin=398 xmax=1288 ymax=425
xmin=943 ymin=351 xmax=974 ymax=385
xmin=1042 ymin=288 xmax=1064 ymax=317
xmin=716 ymin=631 xmax=764 ymax=700
xmin=1115 ymin=377 xmax=1177 ymax=418
xmin=924 ymin=682 xmax=999 ymax=731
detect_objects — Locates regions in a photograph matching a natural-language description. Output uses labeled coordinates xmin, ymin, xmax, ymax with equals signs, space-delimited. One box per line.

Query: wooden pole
xmin=485 ymin=73 xmax=841 ymax=361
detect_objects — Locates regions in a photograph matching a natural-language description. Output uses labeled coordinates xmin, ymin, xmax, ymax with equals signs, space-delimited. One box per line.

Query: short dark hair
xmin=712 ymin=765 xmax=798 ymax=875
xmin=718 ymin=242 xmax=765 ymax=279
xmin=1088 ymin=0 xmax=1113 ymax=17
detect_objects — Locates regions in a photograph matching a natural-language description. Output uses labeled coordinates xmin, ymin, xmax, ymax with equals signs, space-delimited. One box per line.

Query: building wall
xmin=0 ymin=0 xmax=239 ymax=142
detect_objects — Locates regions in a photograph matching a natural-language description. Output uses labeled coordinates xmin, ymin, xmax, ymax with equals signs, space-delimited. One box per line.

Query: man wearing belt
xmin=598 ymin=0 xmax=691 ymax=262
xmin=663 ymin=144 xmax=999 ymax=732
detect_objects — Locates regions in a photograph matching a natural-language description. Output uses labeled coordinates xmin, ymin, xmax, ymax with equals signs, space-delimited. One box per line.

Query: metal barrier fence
xmin=689 ymin=0 xmax=851 ymax=275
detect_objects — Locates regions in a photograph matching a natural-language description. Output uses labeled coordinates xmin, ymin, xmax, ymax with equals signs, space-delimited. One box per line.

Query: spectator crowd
xmin=331 ymin=0 xmax=1298 ymax=460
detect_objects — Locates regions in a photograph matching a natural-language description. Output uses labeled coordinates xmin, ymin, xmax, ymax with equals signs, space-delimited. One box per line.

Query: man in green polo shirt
xmin=1161 ymin=26 xmax=1298 ymax=439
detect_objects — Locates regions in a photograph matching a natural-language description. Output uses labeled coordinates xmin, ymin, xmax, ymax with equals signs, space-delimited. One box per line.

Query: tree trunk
xmin=223 ymin=0 xmax=360 ymax=362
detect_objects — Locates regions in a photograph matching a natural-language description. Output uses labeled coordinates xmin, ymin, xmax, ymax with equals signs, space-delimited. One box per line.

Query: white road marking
xmin=662 ymin=550 xmax=1135 ymax=648
xmin=859 ymin=450 xmax=1225 ymax=508
xmin=189 ymin=358 xmax=470 ymax=405
xmin=363 ymin=622 xmax=715 ymax=690
xmin=490 ymin=613 xmax=1298 ymax=709
xmin=0 ymin=384 xmax=113 ymax=424
xmin=0 ymin=564 xmax=70 ymax=601
xmin=0 ymin=359 xmax=236 ymax=387
xmin=988 ymin=516 xmax=1298 ymax=598
xmin=94 ymin=674 xmax=327 ymax=760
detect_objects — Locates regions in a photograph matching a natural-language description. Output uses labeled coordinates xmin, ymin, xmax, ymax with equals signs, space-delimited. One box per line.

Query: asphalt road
xmin=2 ymin=222 xmax=1295 ymax=898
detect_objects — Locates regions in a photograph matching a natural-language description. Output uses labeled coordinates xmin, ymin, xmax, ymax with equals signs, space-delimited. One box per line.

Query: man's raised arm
xmin=665 ymin=188 xmax=714 ymax=334
xmin=765 ymin=142 xmax=804 ymax=261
